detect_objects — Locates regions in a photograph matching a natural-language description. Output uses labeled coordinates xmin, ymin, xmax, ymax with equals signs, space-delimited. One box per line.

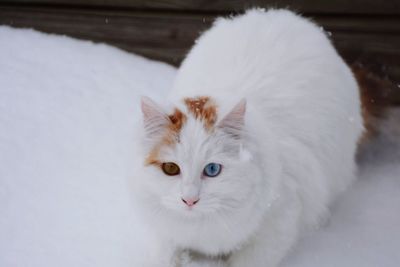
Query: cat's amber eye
xmin=161 ymin=162 xmax=180 ymax=176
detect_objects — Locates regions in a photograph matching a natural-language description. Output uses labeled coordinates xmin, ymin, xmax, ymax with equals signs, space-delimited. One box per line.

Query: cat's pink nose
xmin=181 ymin=197 xmax=199 ymax=207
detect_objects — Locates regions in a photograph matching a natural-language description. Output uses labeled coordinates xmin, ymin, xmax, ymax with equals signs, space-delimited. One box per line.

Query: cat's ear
xmin=217 ymin=99 xmax=246 ymax=137
xmin=140 ymin=96 xmax=169 ymax=137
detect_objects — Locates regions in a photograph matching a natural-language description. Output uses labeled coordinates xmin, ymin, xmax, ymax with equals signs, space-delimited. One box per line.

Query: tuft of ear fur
xmin=140 ymin=96 xmax=169 ymax=137
xmin=218 ymin=99 xmax=246 ymax=137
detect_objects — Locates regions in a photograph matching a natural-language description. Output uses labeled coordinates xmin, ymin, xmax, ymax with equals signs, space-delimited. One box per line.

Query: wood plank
xmin=1 ymin=0 xmax=400 ymax=15
xmin=0 ymin=5 xmax=399 ymax=104
xmin=314 ymin=16 xmax=400 ymax=34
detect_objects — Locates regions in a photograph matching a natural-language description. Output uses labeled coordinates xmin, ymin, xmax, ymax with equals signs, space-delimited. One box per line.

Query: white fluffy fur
xmin=133 ymin=9 xmax=363 ymax=267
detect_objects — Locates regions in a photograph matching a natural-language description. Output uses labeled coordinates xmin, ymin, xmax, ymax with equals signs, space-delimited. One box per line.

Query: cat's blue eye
xmin=203 ymin=163 xmax=222 ymax=177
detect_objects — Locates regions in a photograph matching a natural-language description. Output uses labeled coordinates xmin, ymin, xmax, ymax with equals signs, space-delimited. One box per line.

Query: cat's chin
xmin=147 ymin=199 xmax=268 ymax=255
xmin=160 ymin=203 xmax=220 ymax=222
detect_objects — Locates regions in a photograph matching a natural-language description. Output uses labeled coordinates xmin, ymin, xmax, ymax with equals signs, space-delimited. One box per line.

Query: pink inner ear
xmin=140 ymin=96 xmax=169 ymax=136
xmin=218 ymin=98 xmax=246 ymax=130
xmin=141 ymin=96 xmax=165 ymax=121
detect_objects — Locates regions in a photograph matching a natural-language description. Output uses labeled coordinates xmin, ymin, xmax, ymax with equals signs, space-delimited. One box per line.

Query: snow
xmin=0 ymin=26 xmax=399 ymax=267
xmin=282 ymin=109 xmax=400 ymax=267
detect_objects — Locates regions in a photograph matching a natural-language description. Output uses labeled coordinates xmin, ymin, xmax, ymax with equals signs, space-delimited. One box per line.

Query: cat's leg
xmin=140 ymin=239 xmax=179 ymax=267
xmin=228 ymin=199 xmax=301 ymax=267
xmin=181 ymin=250 xmax=228 ymax=267
xmin=185 ymin=261 xmax=227 ymax=267
xmin=184 ymin=258 xmax=227 ymax=267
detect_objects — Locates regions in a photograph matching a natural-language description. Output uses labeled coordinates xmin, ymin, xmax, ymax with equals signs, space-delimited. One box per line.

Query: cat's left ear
xmin=140 ymin=96 xmax=169 ymax=137
xmin=217 ymin=98 xmax=246 ymax=136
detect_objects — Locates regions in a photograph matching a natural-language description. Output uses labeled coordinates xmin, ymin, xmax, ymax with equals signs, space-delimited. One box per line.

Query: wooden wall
xmin=1 ymin=0 xmax=399 ymax=104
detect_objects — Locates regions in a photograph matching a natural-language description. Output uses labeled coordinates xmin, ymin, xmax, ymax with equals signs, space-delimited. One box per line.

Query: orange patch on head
xmin=168 ymin=108 xmax=186 ymax=136
xmin=145 ymin=108 xmax=187 ymax=166
xmin=144 ymin=97 xmax=217 ymax=167
xmin=184 ymin=96 xmax=218 ymax=131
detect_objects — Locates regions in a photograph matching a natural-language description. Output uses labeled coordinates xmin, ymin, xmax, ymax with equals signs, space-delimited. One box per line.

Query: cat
xmin=132 ymin=8 xmax=365 ymax=267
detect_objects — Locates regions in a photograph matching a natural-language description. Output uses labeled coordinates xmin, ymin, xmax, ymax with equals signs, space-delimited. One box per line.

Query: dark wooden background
xmin=1 ymin=0 xmax=399 ymax=105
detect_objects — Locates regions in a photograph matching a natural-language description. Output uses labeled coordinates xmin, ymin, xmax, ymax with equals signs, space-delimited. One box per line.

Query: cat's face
xmin=137 ymin=96 xmax=263 ymax=221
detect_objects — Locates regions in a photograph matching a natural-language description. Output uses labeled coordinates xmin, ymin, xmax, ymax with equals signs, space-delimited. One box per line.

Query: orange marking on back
xmin=145 ymin=108 xmax=187 ymax=166
xmin=184 ymin=96 xmax=218 ymax=131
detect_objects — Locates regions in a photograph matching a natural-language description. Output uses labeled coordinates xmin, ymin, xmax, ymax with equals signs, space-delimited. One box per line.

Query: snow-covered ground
xmin=0 ymin=27 xmax=399 ymax=267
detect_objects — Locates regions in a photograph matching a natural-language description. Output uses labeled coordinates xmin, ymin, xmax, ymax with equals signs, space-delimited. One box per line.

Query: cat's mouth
xmin=177 ymin=202 xmax=206 ymax=216
xmin=182 ymin=203 xmax=199 ymax=212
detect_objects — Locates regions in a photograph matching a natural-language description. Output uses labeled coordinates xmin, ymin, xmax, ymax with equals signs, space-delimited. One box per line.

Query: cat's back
xmin=171 ymin=9 xmax=361 ymax=130
xmin=172 ymin=9 xmax=336 ymax=96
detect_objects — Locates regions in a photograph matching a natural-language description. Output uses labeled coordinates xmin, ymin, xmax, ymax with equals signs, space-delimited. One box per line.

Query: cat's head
xmin=136 ymin=95 xmax=267 ymax=223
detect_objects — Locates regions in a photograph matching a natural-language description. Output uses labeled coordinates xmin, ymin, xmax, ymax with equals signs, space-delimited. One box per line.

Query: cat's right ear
xmin=218 ymin=98 xmax=246 ymax=131
xmin=140 ymin=96 xmax=169 ymax=137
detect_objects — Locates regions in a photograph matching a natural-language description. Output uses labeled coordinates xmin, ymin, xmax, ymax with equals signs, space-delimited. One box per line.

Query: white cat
xmin=132 ymin=8 xmax=364 ymax=267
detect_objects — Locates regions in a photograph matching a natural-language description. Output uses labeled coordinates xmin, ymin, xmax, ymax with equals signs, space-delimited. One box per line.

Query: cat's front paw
xmin=184 ymin=261 xmax=227 ymax=267
xmin=182 ymin=256 xmax=227 ymax=267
